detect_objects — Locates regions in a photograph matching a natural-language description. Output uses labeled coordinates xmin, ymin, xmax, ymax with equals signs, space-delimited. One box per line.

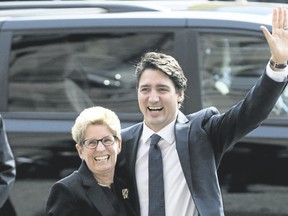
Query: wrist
xmin=269 ymin=59 xmax=287 ymax=71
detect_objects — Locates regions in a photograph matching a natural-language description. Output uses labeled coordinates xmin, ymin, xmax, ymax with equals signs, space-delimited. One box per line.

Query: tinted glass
xmin=9 ymin=32 xmax=173 ymax=113
xmin=199 ymin=32 xmax=288 ymax=118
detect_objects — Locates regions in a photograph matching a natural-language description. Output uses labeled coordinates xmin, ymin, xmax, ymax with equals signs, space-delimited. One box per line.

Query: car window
xmin=8 ymin=32 xmax=173 ymax=113
xmin=199 ymin=32 xmax=288 ymax=118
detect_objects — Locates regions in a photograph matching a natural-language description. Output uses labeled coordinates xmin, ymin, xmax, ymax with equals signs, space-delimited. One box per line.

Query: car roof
xmin=0 ymin=0 xmax=281 ymax=16
xmin=133 ymin=0 xmax=283 ymax=15
xmin=0 ymin=0 xmax=171 ymax=15
xmin=0 ymin=0 xmax=280 ymax=31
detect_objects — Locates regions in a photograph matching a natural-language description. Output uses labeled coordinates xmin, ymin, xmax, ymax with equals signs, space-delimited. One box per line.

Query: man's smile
xmin=148 ymin=106 xmax=163 ymax=111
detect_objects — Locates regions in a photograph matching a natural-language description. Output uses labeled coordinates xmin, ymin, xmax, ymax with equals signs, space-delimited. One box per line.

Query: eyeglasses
xmin=82 ymin=135 xmax=117 ymax=149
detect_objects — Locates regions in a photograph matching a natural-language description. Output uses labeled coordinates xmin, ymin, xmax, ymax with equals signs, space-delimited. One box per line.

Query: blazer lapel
xmin=79 ymin=162 xmax=117 ymax=216
xmin=122 ymin=123 xmax=143 ymax=182
xmin=87 ymin=185 xmax=117 ymax=216
xmin=120 ymin=123 xmax=143 ymax=215
xmin=175 ymin=111 xmax=193 ymax=193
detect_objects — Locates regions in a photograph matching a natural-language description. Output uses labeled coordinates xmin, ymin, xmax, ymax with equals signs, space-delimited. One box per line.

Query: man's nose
xmin=149 ymin=91 xmax=160 ymax=103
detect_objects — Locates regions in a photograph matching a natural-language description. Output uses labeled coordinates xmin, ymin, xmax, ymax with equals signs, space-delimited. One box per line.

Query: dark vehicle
xmin=1 ymin=1 xmax=288 ymax=215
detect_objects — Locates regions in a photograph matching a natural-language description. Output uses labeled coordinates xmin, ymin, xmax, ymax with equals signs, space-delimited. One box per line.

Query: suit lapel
xmin=175 ymin=112 xmax=193 ymax=193
xmin=121 ymin=123 xmax=143 ymax=215
xmin=79 ymin=162 xmax=117 ymax=216
xmin=87 ymin=185 xmax=117 ymax=216
xmin=124 ymin=123 xmax=143 ymax=180
xmin=126 ymin=115 xmax=194 ymax=193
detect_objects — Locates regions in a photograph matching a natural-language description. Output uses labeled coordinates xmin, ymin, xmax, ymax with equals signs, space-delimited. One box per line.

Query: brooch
xmin=122 ymin=188 xmax=129 ymax=199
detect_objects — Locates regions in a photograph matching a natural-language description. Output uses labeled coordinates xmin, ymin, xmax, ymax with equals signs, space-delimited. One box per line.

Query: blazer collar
xmin=78 ymin=161 xmax=117 ymax=216
xmin=175 ymin=111 xmax=193 ymax=193
xmin=121 ymin=112 xmax=192 ymax=213
xmin=124 ymin=112 xmax=191 ymax=178
xmin=123 ymin=123 xmax=143 ymax=178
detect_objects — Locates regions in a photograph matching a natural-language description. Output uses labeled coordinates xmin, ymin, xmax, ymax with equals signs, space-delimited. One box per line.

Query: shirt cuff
xmin=266 ymin=62 xmax=288 ymax=82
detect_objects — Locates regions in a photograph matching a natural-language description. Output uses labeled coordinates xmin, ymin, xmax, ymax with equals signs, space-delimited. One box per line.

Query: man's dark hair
xmin=135 ymin=52 xmax=187 ymax=106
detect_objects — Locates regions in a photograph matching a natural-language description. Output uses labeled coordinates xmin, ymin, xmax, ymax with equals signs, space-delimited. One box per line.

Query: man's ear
xmin=177 ymin=90 xmax=184 ymax=103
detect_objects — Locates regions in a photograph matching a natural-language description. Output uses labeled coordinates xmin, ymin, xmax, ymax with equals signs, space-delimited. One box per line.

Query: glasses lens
xmin=102 ymin=136 xmax=115 ymax=145
xmin=84 ymin=139 xmax=98 ymax=149
xmin=83 ymin=135 xmax=116 ymax=149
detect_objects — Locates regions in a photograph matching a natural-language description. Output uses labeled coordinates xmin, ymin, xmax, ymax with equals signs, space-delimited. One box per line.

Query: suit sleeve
xmin=0 ymin=116 xmax=16 ymax=208
xmin=206 ymin=71 xmax=287 ymax=156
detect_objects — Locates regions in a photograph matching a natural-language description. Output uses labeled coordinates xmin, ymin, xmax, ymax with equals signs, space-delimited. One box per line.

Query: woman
xmin=46 ymin=106 xmax=135 ymax=216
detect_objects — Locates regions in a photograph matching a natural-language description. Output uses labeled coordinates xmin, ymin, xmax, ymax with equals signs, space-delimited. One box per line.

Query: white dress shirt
xmin=135 ymin=119 xmax=197 ymax=216
xmin=266 ymin=62 xmax=288 ymax=82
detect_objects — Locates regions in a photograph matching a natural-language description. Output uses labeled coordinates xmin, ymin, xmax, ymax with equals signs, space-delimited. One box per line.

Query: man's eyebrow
xmin=139 ymin=84 xmax=150 ymax=88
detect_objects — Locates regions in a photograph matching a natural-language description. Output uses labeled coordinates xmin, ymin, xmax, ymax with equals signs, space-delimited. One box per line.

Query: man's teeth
xmin=94 ymin=155 xmax=110 ymax=161
xmin=148 ymin=107 xmax=162 ymax=111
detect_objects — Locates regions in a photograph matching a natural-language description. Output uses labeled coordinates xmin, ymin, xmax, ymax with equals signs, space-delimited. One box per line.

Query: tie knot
xmin=150 ymin=134 xmax=161 ymax=146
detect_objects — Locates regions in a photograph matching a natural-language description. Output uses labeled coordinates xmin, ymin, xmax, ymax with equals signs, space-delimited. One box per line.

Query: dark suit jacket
xmin=46 ymin=161 xmax=136 ymax=216
xmin=116 ymin=72 xmax=287 ymax=216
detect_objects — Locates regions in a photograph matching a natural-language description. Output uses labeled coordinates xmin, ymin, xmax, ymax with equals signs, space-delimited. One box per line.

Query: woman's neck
xmin=94 ymin=173 xmax=114 ymax=188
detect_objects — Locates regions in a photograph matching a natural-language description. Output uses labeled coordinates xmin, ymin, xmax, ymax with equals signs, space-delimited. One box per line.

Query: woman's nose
xmin=95 ymin=141 xmax=106 ymax=151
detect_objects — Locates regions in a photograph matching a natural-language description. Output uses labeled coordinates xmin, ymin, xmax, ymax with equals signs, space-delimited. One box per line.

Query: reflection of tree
xmin=200 ymin=33 xmax=288 ymax=117
xmin=273 ymin=95 xmax=288 ymax=116
xmin=9 ymin=32 xmax=173 ymax=113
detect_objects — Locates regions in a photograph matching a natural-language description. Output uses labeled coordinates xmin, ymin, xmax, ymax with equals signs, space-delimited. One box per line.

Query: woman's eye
xmin=89 ymin=140 xmax=97 ymax=145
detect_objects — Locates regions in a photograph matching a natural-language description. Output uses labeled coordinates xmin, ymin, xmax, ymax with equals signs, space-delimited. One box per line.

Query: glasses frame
xmin=82 ymin=135 xmax=118 ymax=149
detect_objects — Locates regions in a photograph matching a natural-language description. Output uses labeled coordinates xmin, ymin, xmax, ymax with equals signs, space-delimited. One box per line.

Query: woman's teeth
xmin=94 ymin=155 xmax=110 ymax=161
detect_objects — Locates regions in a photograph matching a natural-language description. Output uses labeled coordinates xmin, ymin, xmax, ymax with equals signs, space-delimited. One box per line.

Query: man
xmin=116 ymin=7 xmax=288 ymax=216
xmin=0 ymin=115 xmax=16 ymax=216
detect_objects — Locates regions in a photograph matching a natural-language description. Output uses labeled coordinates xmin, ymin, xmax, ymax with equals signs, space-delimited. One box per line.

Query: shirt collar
xmin=142 ymin=119 xmax=176 ymax=145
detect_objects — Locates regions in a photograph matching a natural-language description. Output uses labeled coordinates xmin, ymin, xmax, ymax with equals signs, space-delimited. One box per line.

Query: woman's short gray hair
xmin=71 ymin=106 xmax=121 ymax=145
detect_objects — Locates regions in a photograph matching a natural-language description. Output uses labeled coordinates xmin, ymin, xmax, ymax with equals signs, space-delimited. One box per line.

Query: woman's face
xmin=76 ymin=124 xmax=121 ymax=178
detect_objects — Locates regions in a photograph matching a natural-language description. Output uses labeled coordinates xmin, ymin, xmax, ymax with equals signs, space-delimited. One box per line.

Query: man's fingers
xmin=272 ymin=8 xmax=278 ymax=33
xmin=260 ymin=25 xmax=272 ymax=46
xmin=278 ymin=7 xmax=283 ymax=30
xmin=284 ymin=7 xmax=288 ymax=30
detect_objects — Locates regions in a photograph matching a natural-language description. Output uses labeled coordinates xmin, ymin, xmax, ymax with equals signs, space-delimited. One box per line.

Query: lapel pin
xmin=122 ymin=188 xmax=129 ymax=199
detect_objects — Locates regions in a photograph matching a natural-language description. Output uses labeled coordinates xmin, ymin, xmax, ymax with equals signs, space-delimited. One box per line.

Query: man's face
xmin=138 ymin=69 xmax=183 ymax=132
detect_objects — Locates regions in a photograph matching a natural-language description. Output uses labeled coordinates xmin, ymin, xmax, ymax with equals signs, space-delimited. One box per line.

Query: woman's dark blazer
xmin=46 ymin=161 xmax=136 ymax=216
xmin=116 ymin=72 xmax=288 ymax=216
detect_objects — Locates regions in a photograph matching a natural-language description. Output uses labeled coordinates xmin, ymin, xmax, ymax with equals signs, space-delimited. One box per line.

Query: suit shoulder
xmin=121 ymin=122 xmax=142 ymax=138
xmin=187 ymin=107 xmax=219 ymax=120
xmin=55 ymin=171 xmax=80 ymax=187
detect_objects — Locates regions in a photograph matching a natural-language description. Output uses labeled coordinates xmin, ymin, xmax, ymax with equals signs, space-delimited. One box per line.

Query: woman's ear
xmin=75 ymin=143 xmax=84 ymax=160
xmin=117 ymin=139 xmax=122 ymax=154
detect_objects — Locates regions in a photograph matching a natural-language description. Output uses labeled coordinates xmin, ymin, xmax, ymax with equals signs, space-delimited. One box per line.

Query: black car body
xmin=1 ymin=1 xmax=288 ymax=215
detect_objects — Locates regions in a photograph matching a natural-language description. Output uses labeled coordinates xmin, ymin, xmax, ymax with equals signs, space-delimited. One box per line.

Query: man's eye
xmin=140 ymin=88 xmax=149 ymax=92
xmin=159 ymin=88 xmax=168 ymax=92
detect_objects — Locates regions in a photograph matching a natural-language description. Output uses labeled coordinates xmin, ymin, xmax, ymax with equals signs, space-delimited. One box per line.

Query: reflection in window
xmin=9 ymin=32 xmax=173 ymax=113
xmin=199 ymin=32 xmax=288 ymax=118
